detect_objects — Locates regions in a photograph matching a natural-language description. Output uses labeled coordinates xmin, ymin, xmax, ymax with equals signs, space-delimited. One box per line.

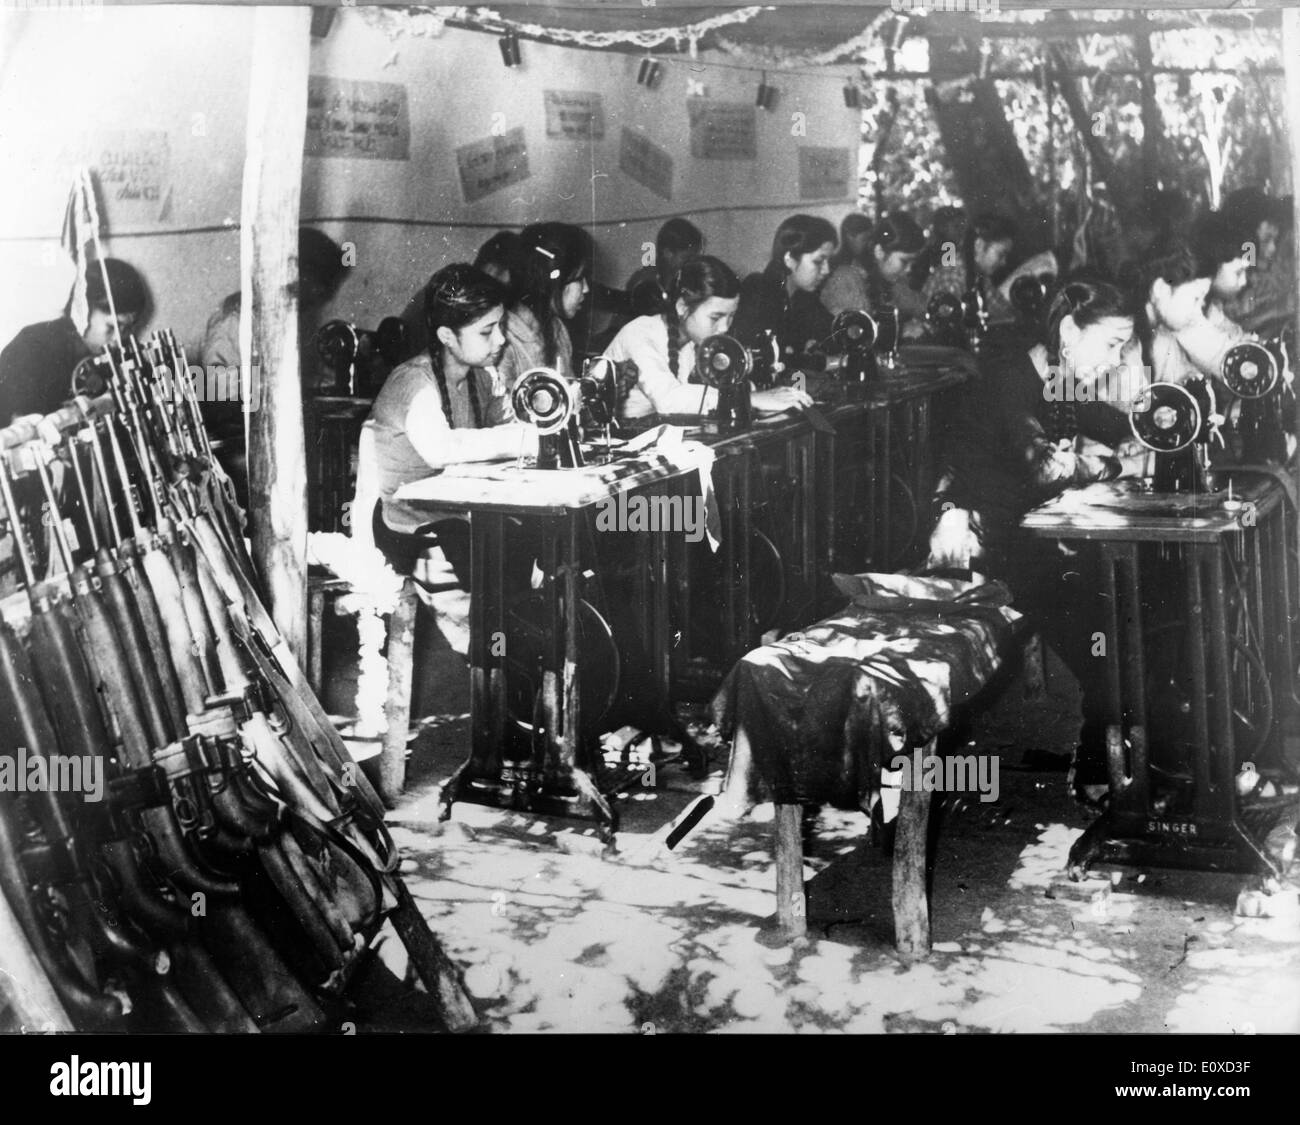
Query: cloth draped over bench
xmin=710 ymin=573 xmax=1021 ymax=808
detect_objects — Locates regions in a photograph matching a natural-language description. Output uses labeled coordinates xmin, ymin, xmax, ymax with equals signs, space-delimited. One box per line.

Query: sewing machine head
xmin=1009 ymin=274 xmax=1051 ymax=328
xmin=925 ymin=291 xmax=964 ymax=348
xmin=1221 ymin=336 xmax=1294 ymax=465
xmin=513 ymin=366 xmax=584 ymax=468
xmin=1131 ymin=379 xmax=1214 ymax=493
xmin=316 ymin=317 xmax=409 ymax=396
xmin=578 ymin=356 xmax=622 ymax=430
xmin=695 ymin=334 xmax=753 ymax=434
xmin=829 ymin=309 xmax=888 ymax=396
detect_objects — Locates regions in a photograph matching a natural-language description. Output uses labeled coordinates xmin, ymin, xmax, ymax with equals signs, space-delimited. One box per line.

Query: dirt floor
xmin=321 ymin=575 xmax=1300 ymax=1035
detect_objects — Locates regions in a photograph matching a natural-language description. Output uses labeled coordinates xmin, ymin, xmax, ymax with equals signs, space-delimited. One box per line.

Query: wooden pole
xmin=240 ymin=5 xmax=311 ymax=665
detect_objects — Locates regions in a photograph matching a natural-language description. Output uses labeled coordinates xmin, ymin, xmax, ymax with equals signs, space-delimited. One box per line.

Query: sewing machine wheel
xmin=1144 ymin=621 xmax=1274 ymax=773
xmin=1221 ymin=341 xmax=1279 ymax=399
xmin=695 ymin=335 xmax=753 ymax=387
xmin=512 ymin=368 xmax=576 ymax=435
xmin=830 ymin=309 xmax=878 ymax=352
xmin=926 ymin=291 xmax=962 ymax=327
xmin=316 ymin=320 xmax=361 ymax=370
xmin=503 ymin=593 xmax=620 ymax=743
xmin=1131 ymin=382 xmax=1200 ymax=453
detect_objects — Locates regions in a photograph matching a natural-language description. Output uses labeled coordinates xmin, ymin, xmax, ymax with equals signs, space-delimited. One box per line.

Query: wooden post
xmin=891 ymin=739 xmax=934 ymax=961
xmin=1286 ymin=10 xmax=1300 ymax=574
xmin=240 ymin=5 xmax=312 ymax=665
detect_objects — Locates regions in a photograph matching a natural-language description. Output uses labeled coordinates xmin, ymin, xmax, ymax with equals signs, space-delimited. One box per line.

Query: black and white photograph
xmin=0 ymin=0 xmax=1298 ymax=1074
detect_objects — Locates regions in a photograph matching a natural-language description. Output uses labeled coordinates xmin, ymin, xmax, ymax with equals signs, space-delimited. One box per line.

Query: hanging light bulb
xmin=637 ymin=57 xmax=663 ymax=88
xmin=843 ymin=83 xmax=861 ymax=108
xmin=756 ymin=72 xmax=777 ymax=111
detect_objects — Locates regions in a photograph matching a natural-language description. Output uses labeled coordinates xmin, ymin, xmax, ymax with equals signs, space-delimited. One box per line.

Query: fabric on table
xmin=711 ymin=573 xmax=1019 ymax=808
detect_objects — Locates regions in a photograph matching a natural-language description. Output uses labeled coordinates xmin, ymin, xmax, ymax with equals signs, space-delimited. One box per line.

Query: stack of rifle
xmin=0 ymin=332 xmax=476 ymax=1033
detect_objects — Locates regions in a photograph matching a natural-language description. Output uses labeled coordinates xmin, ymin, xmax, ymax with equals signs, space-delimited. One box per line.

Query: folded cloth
xmin=711 ymin=574 xmax=1019 ymax=808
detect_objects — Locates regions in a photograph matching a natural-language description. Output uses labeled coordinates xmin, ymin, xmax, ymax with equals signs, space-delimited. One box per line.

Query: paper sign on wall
xmin=619 ymin=129 xmax=673 ymax=201
xmin=31 ymin=130 xmax=174 ymax=226
xmin=687 ymin=99 xmax=756 ymax=161
xmin=798 ymin=146 xmax=852 ymax=200
xmin=545 ymin=90 xmax=605 ymax=141
xmin=456 ymin=127 xmax=531 ymax=204
xmin=305 ymin=77 xmax=410 ymax=161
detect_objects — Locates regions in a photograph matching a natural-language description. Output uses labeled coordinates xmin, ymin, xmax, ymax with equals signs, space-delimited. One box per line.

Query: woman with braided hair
xmin=497 ymin=222 xmax=591 ymax=389
xmin=365 ymin=263 xmax=538 ymax=580
xmin=603 ymin=255 xmax=812 ymax=420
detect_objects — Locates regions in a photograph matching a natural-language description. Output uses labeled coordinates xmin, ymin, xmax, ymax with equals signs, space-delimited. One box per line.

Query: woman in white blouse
xmin=603 ymin=255 xmax=811 ymax=420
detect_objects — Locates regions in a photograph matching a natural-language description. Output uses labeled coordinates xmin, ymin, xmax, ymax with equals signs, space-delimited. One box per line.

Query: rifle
xmin=2 ymin=427 xmax=326 ymax=1030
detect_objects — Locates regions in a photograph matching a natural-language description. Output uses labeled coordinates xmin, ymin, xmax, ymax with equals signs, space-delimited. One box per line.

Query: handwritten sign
xmin=687 ymin=99 xmax=756 ymax=161
xmin=619 ymin=129 xmax=673 ymax=200
xmin=305 ymin=77 xmax=410 ymax=161
xmin=456 ymin=127 xmax=531 ymax=204
xmin=545 ymin=90 xmax=605 ymax=141
xmin=798 ymin=146 xmax=852 ymax=200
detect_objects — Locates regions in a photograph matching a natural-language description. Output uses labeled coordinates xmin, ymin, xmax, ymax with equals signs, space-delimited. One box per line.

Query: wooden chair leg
xmin=892 ymin=742 xmax=934 ymax=960
xmin=377 ymin=577 xmax=418 ymax=808
xmin=775 ymin=802 xmax=808 ymax=939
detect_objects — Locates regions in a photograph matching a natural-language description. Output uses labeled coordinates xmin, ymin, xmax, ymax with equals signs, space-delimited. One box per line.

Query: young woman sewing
xmin=927 ymin=279 xmax=1146 ymax=802
xmin=603 ymin=255 xmax=813 ymax=420
xmin=497 ymin=222 xmax=591 ymax=388
xmin=823 ymin=212 xmax=928 ymax=331
xmin=364 ymin=263 xmax=537 ymax=582
xmin=920 ymin=212 xmax=1017 ymax=326
xmin=732 ymin=214 xmax=839 ymax=370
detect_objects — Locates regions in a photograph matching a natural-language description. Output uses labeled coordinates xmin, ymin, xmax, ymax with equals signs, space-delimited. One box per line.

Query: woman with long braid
xmin=497 ymin=222 xmax=591 ymax=388
xmin=603 ymin=255 xmax=812 ymax=420
xmin=365 ymin=263 xmax=538 ymax=580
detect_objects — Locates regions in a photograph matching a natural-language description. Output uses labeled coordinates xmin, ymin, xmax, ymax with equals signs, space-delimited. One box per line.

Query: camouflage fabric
xmin=711 ymin=573 xmax=1019 ymax=807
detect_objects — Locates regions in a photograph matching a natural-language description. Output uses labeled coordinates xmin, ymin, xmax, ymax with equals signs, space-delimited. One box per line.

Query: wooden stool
xmin=307 ymin=572 xmax=420 ymax=807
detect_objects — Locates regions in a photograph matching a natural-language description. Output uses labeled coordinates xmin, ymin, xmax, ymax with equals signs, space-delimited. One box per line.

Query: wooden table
xmin=395 ymin=443 xmax=717 ymax=838
xmin=1022 ymin=473 xmax=1299 ymax=878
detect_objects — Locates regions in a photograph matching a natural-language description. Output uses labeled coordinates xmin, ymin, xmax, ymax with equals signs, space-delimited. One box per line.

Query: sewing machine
xmin=315 ymin=318 xmax=409 ymax=396
xmin=1221 ymin=335 xmax=1295 ymax=466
